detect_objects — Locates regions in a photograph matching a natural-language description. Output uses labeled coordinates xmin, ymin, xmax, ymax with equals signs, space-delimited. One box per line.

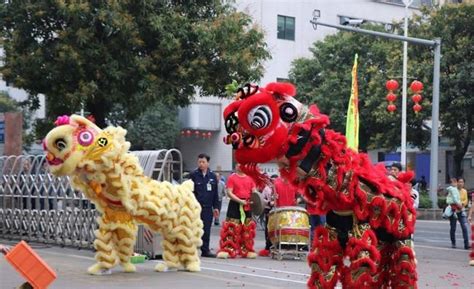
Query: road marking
xmin=200 ymin=266 xmax=307 ymax=284
xmin=201 ymin=260 xmax=310 ymax=277
xmin=42 ymin=250 xmax=94 ymax=260
xmin=41 ymin=250 xmax=309 ymax=284
xmin=414 ymin=244 xmax=469 ymax=252
xmin=415 ymin=220 xmax=450 ymax=224
xmin=415 ymin=229 xmax=469 ymax=235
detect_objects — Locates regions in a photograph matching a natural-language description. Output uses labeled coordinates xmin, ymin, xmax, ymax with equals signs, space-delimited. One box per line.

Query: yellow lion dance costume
xmin=43 ymin=115 xmax=203 ymax=275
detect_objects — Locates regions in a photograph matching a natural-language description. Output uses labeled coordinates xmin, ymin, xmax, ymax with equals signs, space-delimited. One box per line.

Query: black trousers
xmin=201 ymin=207 xmax=213 ymax=254
xmin=264 ymin=209 xmax=272 ymax=250
xmin=214 ymin=200 xmax=222 ymax=224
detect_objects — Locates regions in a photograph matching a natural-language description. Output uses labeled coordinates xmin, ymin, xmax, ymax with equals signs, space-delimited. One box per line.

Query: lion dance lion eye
xmin=247 ymin=105 xmax=272 ymax=130
xmin=78 ymin=130 xmax=94 ymax=146
xmin=55 ymin=138 xmax=67 ymax=151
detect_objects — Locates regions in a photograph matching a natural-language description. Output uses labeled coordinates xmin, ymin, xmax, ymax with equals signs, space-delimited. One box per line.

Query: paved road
xmin=1 ymin=210 xmax=473 ymax=289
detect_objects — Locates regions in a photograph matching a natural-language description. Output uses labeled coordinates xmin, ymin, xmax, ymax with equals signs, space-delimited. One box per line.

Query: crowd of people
xmin=188 ymin=154 xmax=473 ymax=266
xmin=188 ymin=152 xmax=327 ymax=259
xmin=389 ymin=161 xmax=473 ymax=266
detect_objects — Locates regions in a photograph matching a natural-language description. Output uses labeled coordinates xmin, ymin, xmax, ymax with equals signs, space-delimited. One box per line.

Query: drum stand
xmin=270 ymin=214 xmax=310 ymax=261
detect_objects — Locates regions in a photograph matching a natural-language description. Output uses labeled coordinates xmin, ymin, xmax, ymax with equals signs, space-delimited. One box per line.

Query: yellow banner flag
xmin=345 ymin=54 xmax=359 ymax=151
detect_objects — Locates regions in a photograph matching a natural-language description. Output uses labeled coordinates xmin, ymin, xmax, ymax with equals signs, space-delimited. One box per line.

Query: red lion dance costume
xmin=222 ymin=82 xmax=417 ymax=289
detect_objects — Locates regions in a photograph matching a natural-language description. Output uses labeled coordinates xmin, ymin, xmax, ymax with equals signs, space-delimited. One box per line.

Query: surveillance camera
xmin=341 ymin=17 xmax=365 ymax=26
xmin=348 ymin=19 xmax=364 ymax=25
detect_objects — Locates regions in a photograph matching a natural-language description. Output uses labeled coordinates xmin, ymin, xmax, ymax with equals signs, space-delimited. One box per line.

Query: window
xmin=277 ymin=15 xmax=295 ymax=41
xmin=276 ymin=77 xmax=290 ymax=83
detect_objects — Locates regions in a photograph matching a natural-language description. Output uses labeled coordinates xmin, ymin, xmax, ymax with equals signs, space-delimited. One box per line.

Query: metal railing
xmin=0 ymin=150 xmax=183 ymax=249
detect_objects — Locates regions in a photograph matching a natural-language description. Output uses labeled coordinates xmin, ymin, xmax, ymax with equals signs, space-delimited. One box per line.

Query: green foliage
xmin=225 ymin=80 xmax=240 ymax=97
xmin=437 ymin=195 xmax=447 ymax=209
xmin=33 ymin=118 xmax=55 ymax=141
xmin=418 ymin=191 xmax=432 ymax=208
xmin=0 ymin=91 xmax=18 ymax=112
xmin=126 ymin=102 xmax=179 ymax=150
xmin=290 ymin=4 xmax=472 ymax=164
xmin=408 ymin=4 xmax=474 ymax=177
xmin=0 ymin=1 xmax=270 ymax=127
xmin=289 ymin=24 xmax=431 ymax=151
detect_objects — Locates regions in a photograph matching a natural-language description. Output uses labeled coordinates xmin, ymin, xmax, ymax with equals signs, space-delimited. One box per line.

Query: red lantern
xmin=207 ymin=132 xmax=212 ymax=138
xmin=387 ymin=104 xmax=397 ymax=112
xmin=413 ymin=103 xmax=422 ymax=113
xmin=410 ymin=80 xmax=423 ymax=93
xmin=186 ymin=130 xmax=191 ymax=137
xmin=386 ymin=79 xmax=399 ymax=91
xmin=201 ymin=132 xmax=207 ymax=138
xmin=181 ymin=130 xmax=185 ymax=136
xmin=411 ymin=94 xmax=422 ymax=103
xmin=194 ymin=130 xmax=200 ymax=137
xmin=386 ymin=93 xmax=397 ymax=102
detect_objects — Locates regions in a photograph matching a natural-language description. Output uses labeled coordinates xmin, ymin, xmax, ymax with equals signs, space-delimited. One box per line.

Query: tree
xmin=0 ymin=90 xmax=18 ymax=112
xmin=289 ymin=25 xmax=431 ymax=152
xmin=290 ymin=4 xmax=473 ymax=178
xmin=126 ymin=101 xmax=179 ymax=150
xmin=0 ymin=1 xmax=270 ymax=127
xmin=408 ymin=4 xmax=474 ymax=177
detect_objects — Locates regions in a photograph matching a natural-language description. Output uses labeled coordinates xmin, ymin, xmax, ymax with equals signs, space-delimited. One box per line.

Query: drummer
xmin=216 ymin=164 xmax=259 ymax=259
xmin=259 ymin=175 xmax=278 ymax=257
xmin=273 ymin=176 xmax=299 ymax=207
xmin=259 ymin=175 xmax=300 ymax=257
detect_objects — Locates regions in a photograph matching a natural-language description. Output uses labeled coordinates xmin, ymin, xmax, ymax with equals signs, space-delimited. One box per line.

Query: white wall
xmin=236 ymin=0 xmax=418 ymax=85
xmin=177 ymin=96 xmax=234 ymax=172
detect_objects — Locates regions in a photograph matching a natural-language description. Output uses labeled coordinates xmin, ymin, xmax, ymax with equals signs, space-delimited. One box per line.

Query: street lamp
xmin=310 ymin=11 xmax=442 ymax=208
xmin=401 ymin=0 xmax=414 ymax=169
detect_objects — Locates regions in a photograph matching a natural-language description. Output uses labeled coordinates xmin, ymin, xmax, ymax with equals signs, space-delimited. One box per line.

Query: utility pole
xmin=401 ymin=0 xmax=414 ymax=168
xmin=310 ymin=16 xmax=441 ymax=208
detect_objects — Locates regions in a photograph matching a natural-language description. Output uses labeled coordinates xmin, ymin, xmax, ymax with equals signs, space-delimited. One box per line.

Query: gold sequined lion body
xmin=43 ymin=115 xmax=203 ymax=275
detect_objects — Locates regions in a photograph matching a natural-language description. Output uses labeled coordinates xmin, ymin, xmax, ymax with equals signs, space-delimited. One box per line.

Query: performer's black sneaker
xmin=201 ymin=252 xmax=216 ymax=258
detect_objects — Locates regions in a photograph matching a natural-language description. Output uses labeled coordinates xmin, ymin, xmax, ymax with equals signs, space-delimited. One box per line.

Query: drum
xmin=268 ymin=206 xmax=310 ymax=246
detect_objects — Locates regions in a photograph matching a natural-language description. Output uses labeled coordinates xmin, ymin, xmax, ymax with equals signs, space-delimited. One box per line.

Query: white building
xmin=178 ymin=0 xmax=429 ymax=173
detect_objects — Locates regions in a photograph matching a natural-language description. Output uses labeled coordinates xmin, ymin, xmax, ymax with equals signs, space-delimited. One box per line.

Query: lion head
xmin=43 ymin=115 xmax=113 ymax=176
xmin=223 ymin=82 xmax=301 ymax=164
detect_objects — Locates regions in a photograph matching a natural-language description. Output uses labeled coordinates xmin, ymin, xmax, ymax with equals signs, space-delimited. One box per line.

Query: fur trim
xmin=217 ymin=220 xmax=242 ymax=258
xmin=240 ymin=221 xmax=257 ymax=257
xmin=44 ymin=114 xmax=204 ymax=273
xmin=223 ymin=82 xmax=418 ymax=288
xmin=264 ymin=82 xmax=297 ymax=98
